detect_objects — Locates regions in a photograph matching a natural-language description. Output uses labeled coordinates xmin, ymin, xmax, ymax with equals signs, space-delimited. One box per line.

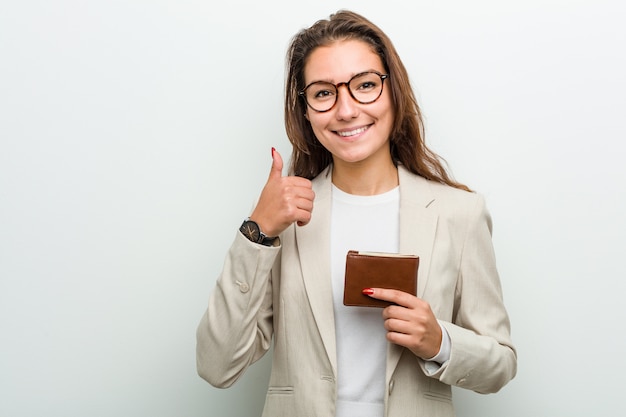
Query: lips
xmin=335 ymin=125 xmax=369 ymax=137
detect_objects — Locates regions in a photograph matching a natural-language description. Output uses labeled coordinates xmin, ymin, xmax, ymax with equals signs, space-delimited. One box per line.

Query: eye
xmin=314 ymin=89 xmax=334 ymax=99
xmin=307 ymin=83 xmax=336 ymax=101
xmin=355 ymin=80 xmax=378 ymax=91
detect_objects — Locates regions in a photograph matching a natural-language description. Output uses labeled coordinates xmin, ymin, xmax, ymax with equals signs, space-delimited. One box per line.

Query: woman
xmin=197 ymin=10 xmax=516 ymax=417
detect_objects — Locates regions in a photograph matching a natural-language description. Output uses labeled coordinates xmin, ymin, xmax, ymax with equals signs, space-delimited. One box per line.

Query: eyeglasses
xmin=298 ymin=71 xmax=389 ymax=113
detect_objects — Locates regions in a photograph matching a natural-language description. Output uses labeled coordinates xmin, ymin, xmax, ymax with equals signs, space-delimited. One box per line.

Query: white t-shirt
xmin=330 ymin=184 xmax=400 ymax=417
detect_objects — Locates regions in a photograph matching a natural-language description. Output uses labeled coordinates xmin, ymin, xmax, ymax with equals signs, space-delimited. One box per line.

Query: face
xmin=303 ymin=39 xmax=394 ymax=167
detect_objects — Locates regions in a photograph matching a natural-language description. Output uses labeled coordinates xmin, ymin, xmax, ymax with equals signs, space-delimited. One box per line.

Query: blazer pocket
xmin=423 ymin=391 xmax=452 ymax=403
xmin=424 ymin=380 xmax=452 ymax=403
xmin=267 ymin=386 xmax=294 ymax=395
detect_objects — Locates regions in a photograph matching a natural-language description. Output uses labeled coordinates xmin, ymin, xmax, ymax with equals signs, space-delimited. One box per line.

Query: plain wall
xmin=1 ymin=0 xmax=625 ymax=416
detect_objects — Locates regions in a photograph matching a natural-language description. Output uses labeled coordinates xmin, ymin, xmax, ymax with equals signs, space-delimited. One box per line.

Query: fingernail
xmin=271 ymin=147 xmax=276 ymax=157
xmin=362 ymin=288 xmax=374 ymax=296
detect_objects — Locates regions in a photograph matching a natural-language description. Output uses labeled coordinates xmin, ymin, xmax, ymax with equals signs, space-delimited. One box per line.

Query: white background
xmin=1 ymin=1 xmax=625 ymax=416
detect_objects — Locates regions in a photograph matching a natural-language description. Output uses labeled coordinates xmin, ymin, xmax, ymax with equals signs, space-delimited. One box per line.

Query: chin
xmin=334 ymin=153 xmax=369 ymax=164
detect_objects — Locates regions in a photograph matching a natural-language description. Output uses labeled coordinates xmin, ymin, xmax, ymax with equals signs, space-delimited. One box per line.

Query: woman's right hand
xmin=249 ymin=148 xmax=315 ymax=237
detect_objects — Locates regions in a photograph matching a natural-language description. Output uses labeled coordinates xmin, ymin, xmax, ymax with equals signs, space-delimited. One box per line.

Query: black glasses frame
xmin=298 ymin=71 xmax=389 ymax=113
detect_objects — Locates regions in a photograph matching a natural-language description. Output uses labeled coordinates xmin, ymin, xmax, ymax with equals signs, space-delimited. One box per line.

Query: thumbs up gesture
xmin=249 ymin=148 xmax=315 ymax=237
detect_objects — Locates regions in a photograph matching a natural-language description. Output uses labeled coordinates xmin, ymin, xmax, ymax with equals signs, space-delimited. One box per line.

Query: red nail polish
xmin=271 ymin=147 xmax=276 ymax=157
xmin=362 ymin=288 xmax=374 ymax=296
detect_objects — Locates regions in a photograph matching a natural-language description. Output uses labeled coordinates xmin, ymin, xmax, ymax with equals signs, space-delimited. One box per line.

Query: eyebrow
xmin=306 ymin=68 xmax=383 ymax=85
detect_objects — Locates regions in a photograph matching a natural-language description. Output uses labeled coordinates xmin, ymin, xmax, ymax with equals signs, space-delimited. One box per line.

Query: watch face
xmin=241 ymin=220 xmax=261 ymax=243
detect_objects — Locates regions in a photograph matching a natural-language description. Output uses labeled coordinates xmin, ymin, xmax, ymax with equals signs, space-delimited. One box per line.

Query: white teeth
xmin=337 ymin=126 xmax=367 ymax=137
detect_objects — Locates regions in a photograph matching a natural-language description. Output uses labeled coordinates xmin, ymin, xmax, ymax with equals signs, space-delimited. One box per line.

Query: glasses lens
xmin=304 ymin=82 xmax=337 ymax=112
xmin=349 ymin=72 xmax=384 ymax=104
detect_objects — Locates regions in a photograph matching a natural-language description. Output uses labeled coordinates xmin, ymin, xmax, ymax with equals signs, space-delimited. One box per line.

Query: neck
xmin=331 ymin=158 xmax=398 ymax=196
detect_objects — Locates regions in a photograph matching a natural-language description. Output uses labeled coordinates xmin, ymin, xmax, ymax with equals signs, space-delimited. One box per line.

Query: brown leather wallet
xmin=343 ymin=250 xmax=419 ymax=308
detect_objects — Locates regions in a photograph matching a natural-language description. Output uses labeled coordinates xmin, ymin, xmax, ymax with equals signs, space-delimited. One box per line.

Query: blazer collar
xmin=295 ymin=165 xmax=439 ymax=380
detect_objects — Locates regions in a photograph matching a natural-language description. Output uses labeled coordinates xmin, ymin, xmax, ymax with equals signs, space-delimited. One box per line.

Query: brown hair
xmin=284 ymin=10 xmax=469 ymax=191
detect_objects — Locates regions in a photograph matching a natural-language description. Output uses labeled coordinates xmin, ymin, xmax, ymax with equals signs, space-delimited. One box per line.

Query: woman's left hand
xmin=364 ymin=288 xmax=442 ymax=359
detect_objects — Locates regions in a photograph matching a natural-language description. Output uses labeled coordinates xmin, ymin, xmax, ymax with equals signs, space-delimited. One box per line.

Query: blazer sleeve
xmin=196 ymin=231 xmax=279 ymax=388
xmin=425 ymin=194 xmax=517 ymax=394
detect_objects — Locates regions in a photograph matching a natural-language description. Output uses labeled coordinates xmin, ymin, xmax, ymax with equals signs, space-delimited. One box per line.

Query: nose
xmin=334 ymin=84 xmax=359 ymax=120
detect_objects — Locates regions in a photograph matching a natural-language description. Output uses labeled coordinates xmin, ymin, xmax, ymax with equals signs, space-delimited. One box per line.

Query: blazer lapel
xmin=387 ymin=166 xmax=439 ymax=381
xmin=397 ymin=166 xmax=438 ymax=298
xmin=295 ymin=167 xmax=338 ymax=376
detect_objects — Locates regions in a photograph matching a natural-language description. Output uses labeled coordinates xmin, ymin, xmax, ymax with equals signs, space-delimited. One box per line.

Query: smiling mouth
xmin=336 ymin=126 xmax=369 ymax=137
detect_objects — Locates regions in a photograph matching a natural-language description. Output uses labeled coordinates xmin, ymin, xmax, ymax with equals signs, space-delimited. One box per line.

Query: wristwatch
xmin=239 ymin=218 xmax=278 ymax=246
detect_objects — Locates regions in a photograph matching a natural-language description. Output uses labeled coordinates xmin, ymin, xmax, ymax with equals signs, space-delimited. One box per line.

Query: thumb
xmin=269 ymin=147 xmax=284 ymax=179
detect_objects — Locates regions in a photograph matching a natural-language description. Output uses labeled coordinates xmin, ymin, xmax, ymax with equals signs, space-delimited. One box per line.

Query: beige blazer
xmin=197 ymin=165 xmax=516 ymax=417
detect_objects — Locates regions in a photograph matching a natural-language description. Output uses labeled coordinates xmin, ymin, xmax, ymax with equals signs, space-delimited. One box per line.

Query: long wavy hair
xmin=284 ymin=10 xmax=469 ymax=191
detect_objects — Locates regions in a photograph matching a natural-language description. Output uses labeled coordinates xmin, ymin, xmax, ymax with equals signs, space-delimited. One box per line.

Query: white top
xmin=330 ymin=184 xmax=451 ymax=417
xmin=330 ymin=184 xmax=400 ymax=417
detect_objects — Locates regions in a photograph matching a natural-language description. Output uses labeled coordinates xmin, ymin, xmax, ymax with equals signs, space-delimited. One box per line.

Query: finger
xmin=291 ymin=183 xmax=315 ymax=227
xmin=382 ymin=304 xmax=414 ymax=321
xmin=295 ymin=215 xmax=312 ymax=227
xmin=294 ymin=196 xmax=314 ymax=212
xmin=385 ymin=332 xmax=416 ymax=349
xmin=293 ymin=203 xmax=313 ymax=225
xmin=383 ymin=317 xmax=416 ymax=334
xmin=286 ymin=177 xmax=314 ymax=189
xmin=269 ymin=147 xmax=284 ymax=180
xmin=362 ymin=288 xmax=418 ymax=308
